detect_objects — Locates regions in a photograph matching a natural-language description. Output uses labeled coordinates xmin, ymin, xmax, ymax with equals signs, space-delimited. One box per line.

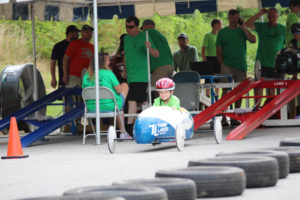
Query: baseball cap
xmin=141 ymin=19 xmax=155 ymax=29
xmin=66 ymin=25 xmax=80 ymax=34
xmin=177 ymin=33 xmax=188 ymax=40
xmin=81 ymin=24 xmax=94 ymax=31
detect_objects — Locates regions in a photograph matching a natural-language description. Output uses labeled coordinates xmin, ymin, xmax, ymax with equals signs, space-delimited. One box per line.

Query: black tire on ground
xmin=188 ymin=156 xmax=279 ymax=188
xmin=280 ymin=138 xmax=300 ymax=147
xmin=63 ymin=185 xmax=168 ymax=200
xmin=114 ymin=178 xmax=196 ymax=200
xmin=216 ymin=150 xmax=289 ymax=179
xmin=263 ymin=147 xmax=300 ymax=173
xmin=155 ymin=166 xmax=246 ymax=198
xmin=0 ymin=64 xmax=46 ymax=132
xmin=19 ymin=196 xmax=124 ymax=200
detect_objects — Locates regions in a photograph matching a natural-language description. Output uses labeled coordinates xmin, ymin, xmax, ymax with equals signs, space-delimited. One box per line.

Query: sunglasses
xmin=126 ymin=25 xmax=136 ymax=29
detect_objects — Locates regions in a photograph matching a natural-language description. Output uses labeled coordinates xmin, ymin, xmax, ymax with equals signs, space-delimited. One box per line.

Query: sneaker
xmin=120 ymin=133 xmax=133 ymax=139
xmin=125 ymin=124 xmax=134 ymax=137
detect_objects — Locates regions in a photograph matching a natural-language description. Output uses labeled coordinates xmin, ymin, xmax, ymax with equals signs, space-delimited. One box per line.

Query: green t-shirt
xmin=124 ymin=31 xmax=156 ymax=83
xmin=147 ymin=29 xmax=174 ymax=71
xmin=285 ymin=12 xmax=299 ymax=47
xmin=216 ymin=27 xmax=247 ymax=71
xmin=82 ymin=69 xmax=123 ymax=111
xmin=202 ymin=32 xmax=217 ymax=57
xmin=254 ymin=22 xmax=285 ymax=68
xmin=173 ymin=45 xmax=199 ymax=72
xmin=153 ymin=95 xmax=180 ymax=110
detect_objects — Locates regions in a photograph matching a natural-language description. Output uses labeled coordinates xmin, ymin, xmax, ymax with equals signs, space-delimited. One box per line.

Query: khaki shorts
xmin=66 ymin=76 xmax=82 ymax=88
xmin=221 ymin=63 xmax=247 ymax=82
xmin=151 ymin=65 xmax=174 ymax=86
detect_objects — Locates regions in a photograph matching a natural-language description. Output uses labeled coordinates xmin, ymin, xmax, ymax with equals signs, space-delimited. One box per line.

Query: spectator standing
xmin=173 ymin=33 xmax=199 ymax=72
xmin=124 ymin=16 xmax=159 ymax=135
xmin=285 ymin=0 xmax=300 ymax=47
xmin=50 ymin=25 xmax=80 ymax=88
xmin=216 ymin=9 xmax=256 ymax=125
xmin=245 ymin=8 xmax=285 ymax=107
xmin=201 ymin=19 xmax=223 ymax=97
xmin=63 ymin=24 xmax=94 ymax=87
xmin=141 ymin=19 xmax=174 ymax=86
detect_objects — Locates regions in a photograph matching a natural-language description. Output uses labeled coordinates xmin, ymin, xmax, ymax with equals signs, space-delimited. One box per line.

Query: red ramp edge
xmin=193 ymin=79 xmax=260 ymax=130
xmin=227 ymin=80 xmax=300 ymax=140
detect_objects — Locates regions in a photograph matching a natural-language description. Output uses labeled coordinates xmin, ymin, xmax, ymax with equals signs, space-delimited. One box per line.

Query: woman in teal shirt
xmin=82 ymin=52 xmax=130 ymax=138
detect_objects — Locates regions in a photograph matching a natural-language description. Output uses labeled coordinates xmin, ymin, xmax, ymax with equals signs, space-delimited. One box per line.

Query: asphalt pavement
xmin=1 ymin=125 xmax=300 ymax=200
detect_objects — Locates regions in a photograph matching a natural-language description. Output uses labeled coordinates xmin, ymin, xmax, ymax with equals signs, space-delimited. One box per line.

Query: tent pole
xmin=92 ymin=0 xmax=100 ymax=144
xmin=31 ymin=3 xmax=38 ymax=104
xmin=146 ymin=31 xmax=152 ymax=106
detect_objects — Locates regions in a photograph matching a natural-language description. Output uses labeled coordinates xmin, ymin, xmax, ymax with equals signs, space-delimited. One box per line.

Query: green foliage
xmin=0 ymin=5 xmax=290 ymax=75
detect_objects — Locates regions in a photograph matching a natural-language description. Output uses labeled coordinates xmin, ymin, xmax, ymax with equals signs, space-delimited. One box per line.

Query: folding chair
xmin=81 ymin=86 xmax=126 ymax=144
xmin=173 ymin=71 xmax=200 ymax=112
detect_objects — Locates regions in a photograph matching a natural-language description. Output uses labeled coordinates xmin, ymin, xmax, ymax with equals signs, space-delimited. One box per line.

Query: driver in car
xmin=153 ymin=78 xmax=180 ymax=110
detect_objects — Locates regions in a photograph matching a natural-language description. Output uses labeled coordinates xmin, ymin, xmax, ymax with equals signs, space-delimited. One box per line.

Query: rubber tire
xmin=263 ymin=147 xmax=300 ymax=173
xmin=188 ymin=156 xmax=279 ymax=188
xmin=280 ymin=138 xmax=300 ymax=147
xmin=216 ymin=150 xmax=289 ymax=179
xmin=255 ymin=60 xmax=261 ymax=81
xmin=0 ymin=64 xmax=46 ymax=132
xmin=114 ymin=178 xmax=196 ymax=200
xmin=213 ymin=118 xmax=222 ymax=144
xmin=19 ymin=196 xmax=125 ymax=200
xmin=175 ymin=124 xmax=185 ymax=151
xmin=107 ymin=126 xmax=117 ymax=153
xmin=63 ymin=185 xmax=168 ymax=200
xmin=155 ymin=166 xmax=245 ymax=198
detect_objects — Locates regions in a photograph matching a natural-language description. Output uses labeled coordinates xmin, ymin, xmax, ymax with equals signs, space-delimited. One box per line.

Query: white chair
xmin=81 ymin=86 xmax=126 ymax=144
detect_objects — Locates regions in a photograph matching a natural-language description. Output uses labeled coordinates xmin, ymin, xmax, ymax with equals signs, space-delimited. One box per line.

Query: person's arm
xmin=50 ymin=59 xmax=57 ymax=88
xmin=62 ymin=54 xmax=70 ymax=85
xmin=145 ymin=41 xmax=159 ymax=58
xmin=173 ymin=53 xmax=178 ymax=72
xmin=114 ymin=84 xmax=122 ymax=94
xmin=216 ymin=46 xmax=223 ymax=64
xmin=201 ymin=34 xmax=208 ymax=61
xmin=123 ymin=55 xmax=127 ymax=79
xmin=201 ymin=47 xmax=206 ymax=61
xmin=245 ymin=8 xmax=267 ymax=30
xmin=240 ymin=18 xmax=256 ymax=43
xmin=174 ymin=96 xmax=180 ymax=110
xmin=190 ymin=47 xmax=198 ymax=62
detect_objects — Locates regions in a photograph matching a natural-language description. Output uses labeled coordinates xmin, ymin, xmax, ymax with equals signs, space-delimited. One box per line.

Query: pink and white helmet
xmin=156 ymin=78 xmax=175 ymax=91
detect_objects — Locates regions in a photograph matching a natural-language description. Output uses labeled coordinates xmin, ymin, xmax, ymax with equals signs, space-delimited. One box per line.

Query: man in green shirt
xmin=173 ymin=33 xmax=199 ymax=72
xmin=246 ymin=8 xmax=285 ymax=78
xmin=124 ymin=16 xmax=159 ymax=134
xmin=202 ymin=19 xmax=223 ymax=97
xmin=245 ymin=8 xmax=285 ymax=107
xmin=141 ymin=19 xmax=174 ymax=86
xmin=285 ymin=0 xmax=300 ymax=47
xmin=216 ymin=9 xmax=256 ymax=111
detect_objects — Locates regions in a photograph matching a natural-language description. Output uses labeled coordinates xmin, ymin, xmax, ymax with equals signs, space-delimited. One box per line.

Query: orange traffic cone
xmin=1 ymin=117 xmax=29 ymax=159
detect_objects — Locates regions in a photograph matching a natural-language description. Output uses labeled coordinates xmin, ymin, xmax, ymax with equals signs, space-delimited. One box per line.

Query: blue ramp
xmin=21 ymin=103 xmax=84 ymax=147
xmin=0 ymin=86 xmax=81 ymax=130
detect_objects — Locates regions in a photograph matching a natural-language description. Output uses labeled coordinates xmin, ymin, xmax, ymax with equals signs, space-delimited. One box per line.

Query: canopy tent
xmin=0 ymin=0 xmax=290 ymax=21
xmin=0 ymin=0 xmax=290 ymax=145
